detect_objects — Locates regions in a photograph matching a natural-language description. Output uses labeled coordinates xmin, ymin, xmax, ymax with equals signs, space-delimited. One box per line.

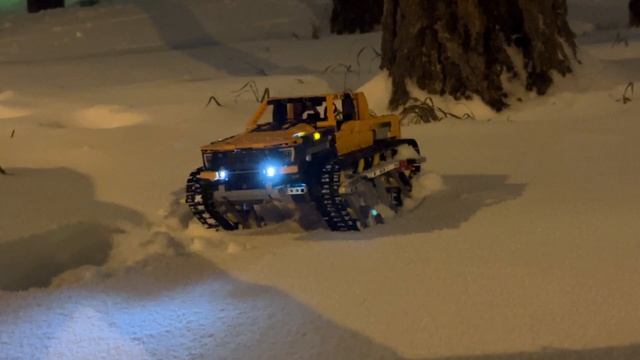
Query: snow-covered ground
xmin=1 ymin=0 xmax=640 ymax=359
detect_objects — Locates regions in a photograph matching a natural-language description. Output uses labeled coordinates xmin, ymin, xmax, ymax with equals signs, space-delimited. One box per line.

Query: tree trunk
xmin=27 ymin=0 xmax=65 ymax=13
xmin=631 ymin=0 xmax=640 ymax=27
xmin=381 ymin=0 xmax=577 ymax=111
xmin=331 ymin=0 xmax=384 ymax=34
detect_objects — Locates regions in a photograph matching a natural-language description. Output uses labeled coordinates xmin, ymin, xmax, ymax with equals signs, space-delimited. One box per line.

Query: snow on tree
xmin=631 ymin=0 xmax=640 ymax=27
xmin=381 ymin=0 xmax=577 ymax=111
xmin=330 ymin=0 xmax=383 ymax=34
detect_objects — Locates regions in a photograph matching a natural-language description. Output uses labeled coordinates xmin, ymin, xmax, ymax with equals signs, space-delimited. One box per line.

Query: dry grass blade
xmin=321 ymin=64 xmax=336 ymax=74
xmin=254 ymin=67 xmax=268 ymax=76
xmin=232 ymin=81 xmax=270 ymax=103
xmin=356 ymin=46 xmax=381 ymax=71
xmin=400 ymin=97 xmax=476 ymax=124
xmin=233 ymin=80 xmax=258 ymax=94
xmin=311 ymin=23 xmax=320 ymax=40
xmin=322 ymin=63 xmax=356 ymax=92
xmin=322 ymin=63 xmax=354 ymax=74
xmin=260 ymin=88 xmax=271 ymax=103
xmin=205 ymin=96 xmax=223 ymax=108
xmin=401 ymin=105 xmax=439 ymax=124
xmin=622 ymin=82 xmax=634 ymax=104
xmin=233 ymin=81 xmax=259 ymax=102
xmin=612 ymin=32 xmax=630 ymax=47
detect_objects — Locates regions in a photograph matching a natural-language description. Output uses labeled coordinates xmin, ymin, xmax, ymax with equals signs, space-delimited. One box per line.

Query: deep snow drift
xmin=1 ymin=0 xmax=640 ymax=359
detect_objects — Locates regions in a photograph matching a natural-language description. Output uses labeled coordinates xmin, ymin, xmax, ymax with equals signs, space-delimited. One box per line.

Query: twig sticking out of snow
xmin=0 ymin=166 xmax=6 ymax=175
xmin=10 ymin=129 xmax=15 ymax=138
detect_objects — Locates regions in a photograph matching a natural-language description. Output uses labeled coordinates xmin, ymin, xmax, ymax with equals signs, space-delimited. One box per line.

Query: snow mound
xmin=0 ymin=90 xmax=16 ymax=101
xmin=395 ymin=144 xmax=421 ymax=160
xmin=358 ymin=72 xmax=497 ymax=121
xmin=404 ymin=172 xmax=446 ymax=210
xmin=357 ymin=72 xmax=394 ymax=115
xmin=0 ymin=104 xmax=31 ymax=120
xmin=73 ymin=105 xmax=148 ymax=129
xmin=570 ymin=20 xmax=596 ymax=36
xmin=0 ymin=90 xmax=31 ymax=119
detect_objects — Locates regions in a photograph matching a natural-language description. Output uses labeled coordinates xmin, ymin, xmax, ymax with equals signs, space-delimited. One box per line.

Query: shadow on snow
xmin=0 ymin=167 xmax=145 ymax=291
xmin=256 ymin=174 xmax=526 ymax=241
xmin=134 ymin=0 xmax=311 ymax=77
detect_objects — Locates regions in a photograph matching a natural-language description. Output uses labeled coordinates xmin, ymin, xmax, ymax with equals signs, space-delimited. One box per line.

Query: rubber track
xmin=185 ymin=167 xmax=221 ymax=229
xmin=315 ymin=162 xmax=361 ymax=231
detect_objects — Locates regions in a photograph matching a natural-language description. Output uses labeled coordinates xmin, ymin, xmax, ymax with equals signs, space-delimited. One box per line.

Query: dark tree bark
xmin=27 ymin=0 xmax=65 ymax=13
xmin=631 ymin=0 xmax=640 ymax=27
xmin=331 ymin=0 xmax=384 ymax=34
xmin=381 ymin=0 xmax=577 ymax=111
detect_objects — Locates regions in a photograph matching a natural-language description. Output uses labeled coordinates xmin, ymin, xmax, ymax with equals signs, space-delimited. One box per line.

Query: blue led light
xmin=265 ymin=166 xmax=277 ymax=178
xmin=218 ymin=169 xmax=228 ymax=181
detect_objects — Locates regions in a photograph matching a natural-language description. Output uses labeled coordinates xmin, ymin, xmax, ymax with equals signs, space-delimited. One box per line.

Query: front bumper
xmin=211 ymin=183 xmax=308 ymax=203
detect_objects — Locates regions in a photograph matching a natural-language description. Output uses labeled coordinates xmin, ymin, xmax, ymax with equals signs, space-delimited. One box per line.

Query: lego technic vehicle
xmin=186 ymin=92 xmax=425 ymax=231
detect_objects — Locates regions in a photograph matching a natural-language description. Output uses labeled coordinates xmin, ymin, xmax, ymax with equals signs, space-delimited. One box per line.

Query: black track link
xmin=314 ymin=162 xmax=361 ymax=231
xmin=185 ymin=167 xmax=221 ymax=229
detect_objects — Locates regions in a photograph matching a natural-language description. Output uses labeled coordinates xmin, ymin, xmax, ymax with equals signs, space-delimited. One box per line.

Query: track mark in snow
xmin=73 ymin=105 xmax=148 ymax=129
xmin=0 ymin=223 xmax=118 ymax=291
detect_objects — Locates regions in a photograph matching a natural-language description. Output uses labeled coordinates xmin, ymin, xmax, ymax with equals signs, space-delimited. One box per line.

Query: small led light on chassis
xmin=197 ymin=169 xmax=228 ymax=182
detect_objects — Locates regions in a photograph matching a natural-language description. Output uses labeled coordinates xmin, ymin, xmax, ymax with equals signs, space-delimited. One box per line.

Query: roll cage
xmin=245 ymin=93 xmax=367 ymax=132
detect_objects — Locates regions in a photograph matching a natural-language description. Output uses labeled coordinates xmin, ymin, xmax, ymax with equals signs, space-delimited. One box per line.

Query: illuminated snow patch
xmin=0 ymin=104 xmax=31 ymax=119
xmin=46 ymin=306 xmax=151 ymax=360
xmin=73 ymin=105 xmax=148 ymax=129
xmin=0 ymin=91 xmax=31 ymax=119
xmin=0 ymin=90 xmax=16 ymax=101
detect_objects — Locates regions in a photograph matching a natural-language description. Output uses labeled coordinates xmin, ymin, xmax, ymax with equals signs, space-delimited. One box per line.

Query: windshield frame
xmin=245 ymin=95 xmax=339 ymax=132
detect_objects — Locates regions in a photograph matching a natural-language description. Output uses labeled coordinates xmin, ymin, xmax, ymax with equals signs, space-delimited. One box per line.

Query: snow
xmin=0 ymin=90 xmax=30 ymax=119
xmin=73 ymin=105 xmax=148 ymax=129
xmin=1 ymin=0 xmax=640 ymax=359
